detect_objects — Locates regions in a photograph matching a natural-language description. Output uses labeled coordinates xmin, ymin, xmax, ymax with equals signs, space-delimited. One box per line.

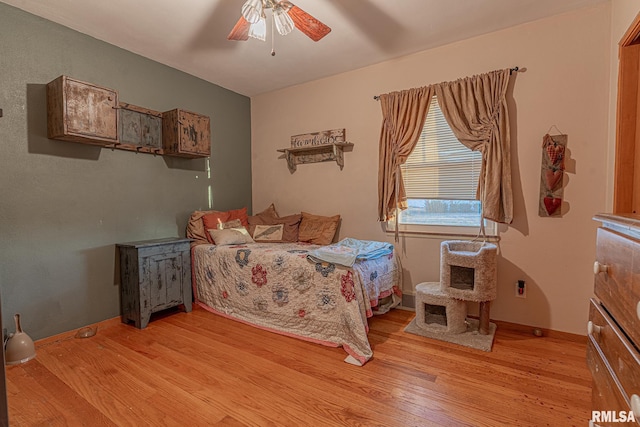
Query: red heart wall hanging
xmin=543 ymin=197 xmax=562 ymax=215
xmin=544 ymin=169 xmax=563 ymax=190
xmin=545 ymin=143 xmax=565 ymax=166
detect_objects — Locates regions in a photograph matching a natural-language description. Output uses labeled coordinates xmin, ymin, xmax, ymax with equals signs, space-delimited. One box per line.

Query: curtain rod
xmin=372 ymin=66 xmax=520 ymax=100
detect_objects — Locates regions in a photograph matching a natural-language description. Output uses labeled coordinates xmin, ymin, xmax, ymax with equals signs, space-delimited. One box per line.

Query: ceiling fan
xmin=228 ymin=0 xmax=331 ymax=46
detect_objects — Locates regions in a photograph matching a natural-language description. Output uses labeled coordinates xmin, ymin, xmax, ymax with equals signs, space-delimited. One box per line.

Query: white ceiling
xmin=2 ymin=0 xmax=606 ymax=97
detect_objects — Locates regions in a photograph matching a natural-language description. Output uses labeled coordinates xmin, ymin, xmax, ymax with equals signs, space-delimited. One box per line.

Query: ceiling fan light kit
xmin=229 ymin=0 xmax=331 ymax=52
xmin=241 ymin=0 xmax=264 ymax=24
xmin=248 ymin=14 xmax=267 ymax=41
xmin=273 ymin=7 xmax=294 ymax=36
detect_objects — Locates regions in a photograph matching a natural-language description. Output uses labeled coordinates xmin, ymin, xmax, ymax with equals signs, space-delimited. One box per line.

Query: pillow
xmin=202 ymin=207 xmax=249 ymax=243
xmin=252 ymin=224 xmax=284 ymax=242
xmin=248 ymin=213 xmax=302 ymax=242
xmin=298 ymin=212 xmax=341 ymax=245
xmin=207 ymin=227 xmax=254 ymax=245
xmin=221 ymin=219 xmax=242 ymax=229
xmin=186 ymin=209 xmax=223 ymax=243
xmin=227 ymin=207 xmax=249 ymax=227
xmin=249 ymin=203 xmax=279 ymax=222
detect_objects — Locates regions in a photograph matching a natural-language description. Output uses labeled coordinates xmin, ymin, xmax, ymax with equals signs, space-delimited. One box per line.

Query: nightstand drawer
xmin=594 ymin=227 xmax=640 ymax=346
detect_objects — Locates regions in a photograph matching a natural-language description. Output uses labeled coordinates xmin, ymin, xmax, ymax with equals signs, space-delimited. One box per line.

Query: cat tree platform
xmin=415 ymin=282 xmax=468 ymax=334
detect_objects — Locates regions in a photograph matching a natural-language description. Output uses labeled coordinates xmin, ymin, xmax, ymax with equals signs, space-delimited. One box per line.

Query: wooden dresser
xmin=589 ymin=214 xmax=640 ymax=425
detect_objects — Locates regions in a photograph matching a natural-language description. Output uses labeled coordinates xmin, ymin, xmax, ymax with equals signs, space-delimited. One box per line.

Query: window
xmin=389 ymin=96 xmax=496 ymax=236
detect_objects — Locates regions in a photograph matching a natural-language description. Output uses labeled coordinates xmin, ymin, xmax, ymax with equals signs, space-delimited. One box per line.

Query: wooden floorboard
xmin=6 ymin=306 xmax=591 ymax=426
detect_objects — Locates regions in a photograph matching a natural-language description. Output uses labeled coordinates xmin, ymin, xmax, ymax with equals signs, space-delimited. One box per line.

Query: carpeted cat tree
xmin=406 ymin=240 xmax=498 ymax=351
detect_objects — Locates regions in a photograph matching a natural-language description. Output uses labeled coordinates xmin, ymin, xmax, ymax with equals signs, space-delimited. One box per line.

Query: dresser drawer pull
xmin=637 ymin=301 xmax=640 ymax=321
xmin=587 ymin=320 xmax=601 ymax=335
xmin=593 ymin=261 xmax=609 ymax=275
xmin=632 ymin=394 xmax=640 ymax=418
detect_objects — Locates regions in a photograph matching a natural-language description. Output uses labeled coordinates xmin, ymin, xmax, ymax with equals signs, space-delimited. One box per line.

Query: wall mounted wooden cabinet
xmin=115 ymin=103 xmax=163 ymax=154
xmin=162 ymin=109 xmax=211 ymax=158
xmin=46 ymin=76 xmax=211 ymax=158
xmin=46 ymin=75 xmax=119 ymax=145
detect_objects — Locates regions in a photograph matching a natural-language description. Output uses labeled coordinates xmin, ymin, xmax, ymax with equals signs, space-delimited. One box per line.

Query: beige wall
xmin=251 ymin=4 xmax=612 ymax=334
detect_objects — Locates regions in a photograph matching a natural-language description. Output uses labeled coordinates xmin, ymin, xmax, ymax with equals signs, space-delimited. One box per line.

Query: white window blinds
xmin=401 ymin=96 xmax=482 ymax=200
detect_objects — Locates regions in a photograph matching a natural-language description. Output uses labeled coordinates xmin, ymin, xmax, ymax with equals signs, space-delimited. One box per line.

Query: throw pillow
xmin=252 ymin=224 xmax=284 ymax=242
xmin=202 ymin=207 xmax=249 ymax=243
xmin=248 ymin=213 xmax=302 ymax=242
xmin=248 ymin=203 xmax=279 ymax=223
xmin=221 ymin=219 xmax=242 ymax=229
xmin=227 ymin=207 xmax=249 ymax=227
xmin=207 ymin=227 xmax=254 ymax=245
xmin=187 ymin=209 xmax=220 ymax=243
xmin=298 ymin=212 xmax=341 ymax=245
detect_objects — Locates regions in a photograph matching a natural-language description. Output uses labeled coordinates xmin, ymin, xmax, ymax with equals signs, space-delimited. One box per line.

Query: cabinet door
xmin=46 ymin=75 xmax=119 ymax=145
xmin=65 ymin=79 xmax=118 ymax=140
xmin=162 ymin=109 xmax=211 ymax=158
xmin=119 ymin=105 xmax=162 ymax=149
xmin=148 ymin=253 xmax=185 ymax=311
xmin=178 ymin=110 xmax=210 ymax=156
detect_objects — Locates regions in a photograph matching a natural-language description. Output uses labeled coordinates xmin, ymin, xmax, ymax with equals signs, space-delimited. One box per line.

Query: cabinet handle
xmin=587 ymin=320 xmax=601 ymax=335
xmin=593 ymin=261 xmax=609 ymax=275
xmin=637 ymin=301 xmax=640 ymax=322
xmin=631 ymin=394 xmax=640 ymax=419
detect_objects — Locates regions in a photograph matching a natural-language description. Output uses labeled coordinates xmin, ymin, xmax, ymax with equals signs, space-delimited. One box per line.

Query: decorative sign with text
xmin=291 ymin=128 xmax=345 ymax=148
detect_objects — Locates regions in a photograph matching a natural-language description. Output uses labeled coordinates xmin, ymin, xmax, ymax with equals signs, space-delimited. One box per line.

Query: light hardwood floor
xmin=6 ymin=306 xmax=591 ymax=426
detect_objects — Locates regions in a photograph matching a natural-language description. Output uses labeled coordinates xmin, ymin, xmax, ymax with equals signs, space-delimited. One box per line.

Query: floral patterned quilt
xmin=192 ymin=242 xmax=401 ymax=365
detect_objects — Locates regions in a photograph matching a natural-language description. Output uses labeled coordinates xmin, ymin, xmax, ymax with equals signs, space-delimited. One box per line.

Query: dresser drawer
xmin=594 ymin=227 xmax=640 ymax=346
xmin=589 ymin=299 xmax=640 ymax=403
xmin=587 ymin=336 xmax=639 ymax=426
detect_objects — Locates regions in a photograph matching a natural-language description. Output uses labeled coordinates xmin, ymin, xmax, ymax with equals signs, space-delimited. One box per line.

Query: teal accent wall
xmin=0 ymin=3 xmax=252 ymax=339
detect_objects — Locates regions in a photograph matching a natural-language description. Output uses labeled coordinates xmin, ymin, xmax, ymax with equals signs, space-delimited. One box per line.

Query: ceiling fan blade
xmin=227 ymin=16 xmax=250 ymax=41
xmin=283 ymin=3 xmax=331 ymax=42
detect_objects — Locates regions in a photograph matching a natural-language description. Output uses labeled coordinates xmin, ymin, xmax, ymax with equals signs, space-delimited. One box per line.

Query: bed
xmin=187 ymin=206 xmax=402 ymax=365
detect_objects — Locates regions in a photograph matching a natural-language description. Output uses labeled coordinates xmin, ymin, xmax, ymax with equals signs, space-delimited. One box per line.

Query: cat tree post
xmin=478 ymin=302 xmax=491 ymax=335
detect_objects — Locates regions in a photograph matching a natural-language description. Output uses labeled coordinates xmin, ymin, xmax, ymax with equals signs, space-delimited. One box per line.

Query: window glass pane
xmin=399 ymin=199 xmax=481 ymax=227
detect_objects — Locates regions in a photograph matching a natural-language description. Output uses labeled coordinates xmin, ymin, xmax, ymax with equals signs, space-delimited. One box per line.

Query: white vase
xmin=5 ymin=314 xmax=36 ymax=365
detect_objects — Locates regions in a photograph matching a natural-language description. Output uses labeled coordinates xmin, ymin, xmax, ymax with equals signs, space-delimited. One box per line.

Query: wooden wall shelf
xmin=277 ymin=142 xmax=353 ymax=172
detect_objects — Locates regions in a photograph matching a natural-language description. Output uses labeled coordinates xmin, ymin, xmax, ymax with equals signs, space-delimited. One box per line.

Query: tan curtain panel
xmin=377 ymin=68 xmax=513 ymax=224
xmin=377 ymin=87 xmax=434 ymax=221
xmin=435 ymin=69 xmax=512 ymax=223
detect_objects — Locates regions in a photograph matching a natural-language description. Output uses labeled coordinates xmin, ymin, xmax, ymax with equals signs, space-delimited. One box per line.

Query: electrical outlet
xmin=515 ymin=280 xmax=526 ymax=298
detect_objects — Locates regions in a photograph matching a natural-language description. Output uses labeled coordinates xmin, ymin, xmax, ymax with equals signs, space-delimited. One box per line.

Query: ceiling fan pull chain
xmin=271 ymin=11 xmax=276 ymax=56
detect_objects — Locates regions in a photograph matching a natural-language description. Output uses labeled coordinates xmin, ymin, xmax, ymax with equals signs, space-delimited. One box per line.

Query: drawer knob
xmin=587 ymin=320 xmax=601 ymax=335
xmin=593 ymin=261 xmax=609 ymax=275
xmin=632 ymin=394 xmax=640 ymax=419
